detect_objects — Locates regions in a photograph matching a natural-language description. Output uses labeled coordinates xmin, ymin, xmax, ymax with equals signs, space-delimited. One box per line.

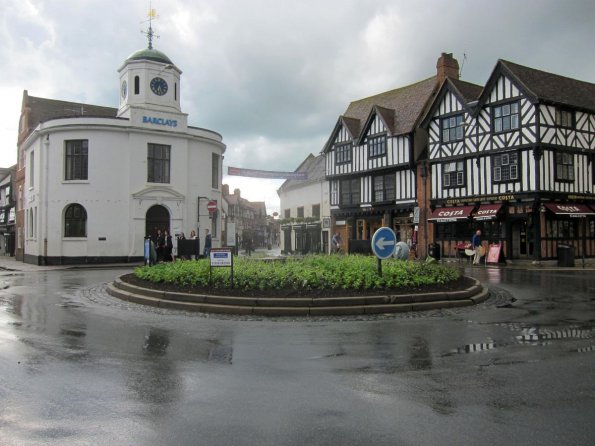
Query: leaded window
xmin=340 ymin=178 xmax=360 ymax=206
xmin=492 ymin=152 xmax=519 ymax=182
xmin=442 ymin=161 xmax=465 ymax=188
xmin=555 ymin=109 xmax=575 ymax=129
xmin=147 ymin=143 xmax=170 ymax=183
xmin=493 ymin=102 xmax=519 ymax=133
xmin=65 ymin=140 xmax=88 ymax=180
xmin=555 ymin=152 xmax=574 ymax=181
xmin=64 ymin=204 xmax=87 ymax=237
xmin=441 ymin=114 xmax=464 ymax=143
xmin=368 ymin=135 xmax=386 ymax=158
xmin=373 ymin=173 xmax=396 ymax=202
xmin=335 ymin=143 xmax=351 ymax=165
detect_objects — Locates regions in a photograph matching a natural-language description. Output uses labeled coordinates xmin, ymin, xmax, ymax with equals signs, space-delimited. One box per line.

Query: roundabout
xmin=106 ymin=274 xmax=488 ymax=317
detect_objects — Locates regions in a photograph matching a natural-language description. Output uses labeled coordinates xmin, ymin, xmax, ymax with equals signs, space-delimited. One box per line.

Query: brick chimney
xmin=222 ymin=184 xmax=229 ymax=196
xmin=234 ymin=188 xmax=241 ymax=197
xmin=436 ymin=53 xmax=459 ymax=84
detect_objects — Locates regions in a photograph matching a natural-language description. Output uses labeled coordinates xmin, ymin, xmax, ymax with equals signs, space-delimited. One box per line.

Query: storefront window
xmin=546 ymin=219 xmax=577 ymax=238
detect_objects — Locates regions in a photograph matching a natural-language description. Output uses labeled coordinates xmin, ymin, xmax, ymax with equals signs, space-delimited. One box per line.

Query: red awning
xmin=428 ymin=206 xmax=475 ymax=222
xmin=474 ymin=204 xmax=502 ymax=220
xmin=545 ymin=203 xmax=595 ymax=217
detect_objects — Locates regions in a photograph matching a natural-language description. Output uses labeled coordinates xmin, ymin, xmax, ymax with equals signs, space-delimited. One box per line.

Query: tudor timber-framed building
xmin=323 ymin=54 xmax=461 ymax=254
xmin=422 ymin=59 xmax=595 ymax=262
xmin=322 ymin=53 xmax=595 ymax=262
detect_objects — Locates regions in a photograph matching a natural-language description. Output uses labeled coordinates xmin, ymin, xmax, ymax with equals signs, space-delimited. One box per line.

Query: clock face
xmin=121 ymin=80 xmax=127 ymax=99
xmin=150 ymin=77 xmax=168 ymax=96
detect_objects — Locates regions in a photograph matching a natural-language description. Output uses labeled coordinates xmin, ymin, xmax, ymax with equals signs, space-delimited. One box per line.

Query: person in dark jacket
xmin=203 ymin=229 xmax=212 ymax=258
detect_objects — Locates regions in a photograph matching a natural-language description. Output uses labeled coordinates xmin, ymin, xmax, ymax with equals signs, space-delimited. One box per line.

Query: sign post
xmin=207 ymin=200 xmax=217 ymax=213
xmin=209 ymin=248 xmax=234 ymax=287
xmin=371 ymin=227 xmax=397 ymax=276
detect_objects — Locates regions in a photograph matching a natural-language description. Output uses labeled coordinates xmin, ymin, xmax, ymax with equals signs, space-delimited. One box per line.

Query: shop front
xmin=541 ymin=202 xmax=595 ymax=262
xmin=332 ymin=204 xmax=415 ymax=255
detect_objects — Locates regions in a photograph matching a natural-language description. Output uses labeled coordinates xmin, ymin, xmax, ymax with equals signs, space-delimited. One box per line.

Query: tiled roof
xmin=500 ymin=60 xmax=595 ymax=112
xmin=278 ymin=154 xmax=326 ymax=193
xmin=23 ymin=91 xmax=118 ymax=139
xmin=343 ymin=76 xmax=439 ymax=136
xmin=449 ymin=78 xmax=483 ymax=103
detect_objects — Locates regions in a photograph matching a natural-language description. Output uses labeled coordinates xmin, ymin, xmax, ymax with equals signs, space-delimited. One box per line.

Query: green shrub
xmin=134 ymin=255 xmax=460 ymax=292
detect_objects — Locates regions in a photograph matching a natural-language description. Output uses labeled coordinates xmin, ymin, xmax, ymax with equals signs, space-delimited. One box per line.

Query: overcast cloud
xmin=1 ymin=0 xmax=594 ymax=213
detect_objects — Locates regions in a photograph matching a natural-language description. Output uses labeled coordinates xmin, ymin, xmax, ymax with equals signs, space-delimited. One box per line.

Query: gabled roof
xmin=478 ymin=60 xmax=595 ymax=113
xmin=344 ymin=76 xmax=439 ymax=137
xmin=21 ymin=91 xmax=118 ymax=141
xmin=322 ymin=116 xmax=360 ymax=153
xmin=420 ymin=77 xmax=483 ymax=128
xmin=356 ymin=106 xmax=396 ymax=145
xmin=278 ymin=153 xmax=326 ymax=194
xmin=322 ymin=76 xmax=439 ymax=152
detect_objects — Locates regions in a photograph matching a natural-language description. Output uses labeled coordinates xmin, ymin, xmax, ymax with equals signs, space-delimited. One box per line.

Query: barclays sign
xmin=143 ymin=116 xmax=178 ymax=127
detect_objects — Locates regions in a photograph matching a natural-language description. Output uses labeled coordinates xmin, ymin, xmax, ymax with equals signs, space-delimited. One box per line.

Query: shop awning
xmin=428 ymin=206 xmax=475 ymax=222
xmin=545 ymin=203 xmax=595 ymax=217
xmin=474 ymin=204 xmax=502 ymax=221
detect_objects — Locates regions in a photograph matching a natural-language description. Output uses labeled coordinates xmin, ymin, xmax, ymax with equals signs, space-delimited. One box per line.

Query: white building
xmin=16 ymin=38 xmax=225 ymax=265
xmin=277 ymin=154 xmax=331 ymax=254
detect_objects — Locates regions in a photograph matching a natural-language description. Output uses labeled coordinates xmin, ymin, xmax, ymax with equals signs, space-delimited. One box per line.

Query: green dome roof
xmin=126 ymin=48 xmax=173 ymax=65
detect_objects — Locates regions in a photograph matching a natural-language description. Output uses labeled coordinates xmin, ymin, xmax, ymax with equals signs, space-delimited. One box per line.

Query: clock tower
xmin=117 ymin=19 xmax=184 ymax=122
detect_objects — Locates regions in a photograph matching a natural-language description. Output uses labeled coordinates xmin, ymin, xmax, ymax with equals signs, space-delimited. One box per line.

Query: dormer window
xmin=555 ymin=108 xmax=575 ymax=129
xmin=368 ymin=135 xmax=386 ymax=158
xmin=441 ymin=114 xmax=464 ymax=143
xmin=492 ymin=101 xmax=519 ymax=133
xmin=335 ymin=143 xmax=351 ymax=165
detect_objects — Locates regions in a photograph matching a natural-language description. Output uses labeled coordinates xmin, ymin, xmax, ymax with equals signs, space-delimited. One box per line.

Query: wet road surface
xmin=0 ymin=266 xmax=594 ymax=445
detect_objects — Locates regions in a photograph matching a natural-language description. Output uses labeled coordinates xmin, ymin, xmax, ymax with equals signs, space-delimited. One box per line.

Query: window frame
xmin=492 ymin=101 xmax=520 ymax=134
xmin=312 ymin=204 xmax=320 ymax=219
xmin=297 ymin=206 xmax=304 ymax=218
xmin=147 ymin=143 xmax=171 ymax=184
xmin=64 ymin=139 xmax=89 ymax=181
xmin=340 ymin=178 xmax=361 ymax=206
xmin=373 ymin=173 xmax=396 ymax=203
xmin=440 ymin=114 xmax=465 ymax=143
xmin=555 ymin=108 xmax=575 ymax=129
xmin=555 ymin=151 xmax=575 ymax=182
xmin=335 ymin=143 xmax=352 ymax=165
xmin=442 ymin=160 xmax=466 ymax=188
xmin=367 ymin=135 xmax=387 ymax=158
xmin=492 ymin=151 xmax=520 ymax=183
xmin=64 ymin=203 xmax=87 ymax=238
xmin=211 ymin=153 xmax=220 ymax=189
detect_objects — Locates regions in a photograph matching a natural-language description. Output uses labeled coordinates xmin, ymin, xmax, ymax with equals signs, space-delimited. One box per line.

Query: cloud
xmin=1 ymin=0 xmax=594 ymax=215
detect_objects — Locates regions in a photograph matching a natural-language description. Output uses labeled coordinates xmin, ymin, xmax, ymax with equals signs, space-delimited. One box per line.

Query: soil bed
xmin=121 ymin=273 xmax=475 ymax=299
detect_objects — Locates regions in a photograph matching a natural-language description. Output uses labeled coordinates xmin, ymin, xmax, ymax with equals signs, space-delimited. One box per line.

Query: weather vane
xmin=141 ymin=2 xmax=159 ymax=49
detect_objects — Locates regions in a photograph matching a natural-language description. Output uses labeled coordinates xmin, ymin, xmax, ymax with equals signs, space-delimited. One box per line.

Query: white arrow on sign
xmin=375 ymin=237 xmax=395 ymax=250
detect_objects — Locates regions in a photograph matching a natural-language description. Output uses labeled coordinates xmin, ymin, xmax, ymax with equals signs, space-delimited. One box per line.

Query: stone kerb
xmin=106 ymin=276 xmax=489 ymax=317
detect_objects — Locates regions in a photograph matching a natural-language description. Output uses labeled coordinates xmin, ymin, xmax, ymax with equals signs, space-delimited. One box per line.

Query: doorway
xmin=146 ymin=205 xmax=170 ymax=239
xmin=510 ymin=218 xmax=531 ymax=259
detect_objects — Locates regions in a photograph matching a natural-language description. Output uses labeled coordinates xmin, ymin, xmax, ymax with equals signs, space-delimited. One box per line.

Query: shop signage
xmin=446 ymin=194 xmax=516 ymax=205
xmin=429 ymin=206 xmax=474 ymax=223
xmin=142 ymin=116 xmax=178 ymax=127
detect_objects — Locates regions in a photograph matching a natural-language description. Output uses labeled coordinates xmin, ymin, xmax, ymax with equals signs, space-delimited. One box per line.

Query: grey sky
xmin=1 ymin=0 xmax=594 ymax=213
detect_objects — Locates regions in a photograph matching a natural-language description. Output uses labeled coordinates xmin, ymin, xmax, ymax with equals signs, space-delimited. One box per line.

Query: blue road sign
xmin=371 ymin=227 xmax=397 ymax=259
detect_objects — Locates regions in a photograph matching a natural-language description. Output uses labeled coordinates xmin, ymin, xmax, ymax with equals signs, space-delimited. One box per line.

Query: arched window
xmin=64 ymin=204 xmax=87 ymax=237
xmin=134 ymin=76 xmax=140 ymax=95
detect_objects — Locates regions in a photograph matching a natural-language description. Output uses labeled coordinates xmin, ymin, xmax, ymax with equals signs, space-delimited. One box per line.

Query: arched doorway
xmin=146 ymin=205 xmax=170 ymax=239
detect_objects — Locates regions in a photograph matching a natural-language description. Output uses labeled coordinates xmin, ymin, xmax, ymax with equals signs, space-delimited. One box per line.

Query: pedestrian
xmin=164 ymin=230 xmax=174 ymax=262
xmin=472 ymin=229 xmax=483 ymax=265
xmin=203 ymin=228 xmax=212 ymax=258
xmin=155 ymin=229 xmax=165 ymax=262
xmin=331 ymin=232 xmax=343 ymax=253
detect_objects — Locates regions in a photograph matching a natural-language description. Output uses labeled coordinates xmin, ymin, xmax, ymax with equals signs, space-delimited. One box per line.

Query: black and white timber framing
xmin=320 ymin=54 xmax=595 ymax=261
xmin=422 ymin=59 xmax=595 ymax=261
